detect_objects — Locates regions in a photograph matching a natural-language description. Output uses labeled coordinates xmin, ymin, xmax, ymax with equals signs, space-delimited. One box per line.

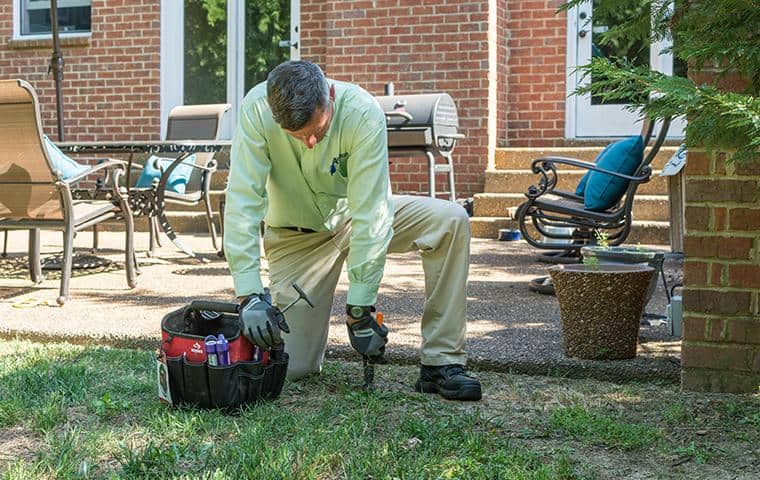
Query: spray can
xmin=204 ymin=335 xmax=218 ymax=366
xmin=216 ymin=334 xmax=230 ymax=366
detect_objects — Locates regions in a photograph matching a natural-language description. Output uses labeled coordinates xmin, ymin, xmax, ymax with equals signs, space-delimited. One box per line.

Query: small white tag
xmin=156 ymin=353 xmax=172 ymax=405
xmin=660 ymin=144 xmax=688 ymax=176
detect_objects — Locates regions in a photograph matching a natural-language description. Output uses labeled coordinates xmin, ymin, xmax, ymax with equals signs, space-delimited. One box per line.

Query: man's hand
xmin=346 ymin=305 xmax=388 ymax=363
xmin=239 ymin=289 xmax=290 ymax=349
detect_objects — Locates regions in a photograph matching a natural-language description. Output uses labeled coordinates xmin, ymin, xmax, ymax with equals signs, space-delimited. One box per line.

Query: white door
xmin=566 ymin=1 xmax=685 ymax=138
xmin=161 ymin=0 xmax=299 ymax=139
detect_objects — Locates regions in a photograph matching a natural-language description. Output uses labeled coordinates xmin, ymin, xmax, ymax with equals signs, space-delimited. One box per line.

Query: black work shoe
xmin=415 ymin=364 xmax=482 ymax=401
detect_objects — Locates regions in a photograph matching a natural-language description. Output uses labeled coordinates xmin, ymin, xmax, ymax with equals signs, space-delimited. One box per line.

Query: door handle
xmin=578 ymin=29 xmax=587 ymax=38
xmin=278 ymin=40 xmax=298 ymax=49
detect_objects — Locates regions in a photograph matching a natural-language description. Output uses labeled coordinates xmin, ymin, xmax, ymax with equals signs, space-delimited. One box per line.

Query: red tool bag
xmin=157 ymin=300 xmax=288 ymax=410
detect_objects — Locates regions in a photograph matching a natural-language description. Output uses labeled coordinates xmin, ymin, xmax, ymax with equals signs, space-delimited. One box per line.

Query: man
xmin=224 ymin=60 xmax=481 ymax=401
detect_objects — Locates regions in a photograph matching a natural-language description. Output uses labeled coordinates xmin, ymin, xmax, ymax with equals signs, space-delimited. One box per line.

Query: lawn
xmin=1 ymin=340 xmax=758 ymax=479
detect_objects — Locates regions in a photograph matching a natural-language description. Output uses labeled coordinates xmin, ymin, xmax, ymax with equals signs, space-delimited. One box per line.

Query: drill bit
xmin=362 ymin=356 xmax=375 ymax=391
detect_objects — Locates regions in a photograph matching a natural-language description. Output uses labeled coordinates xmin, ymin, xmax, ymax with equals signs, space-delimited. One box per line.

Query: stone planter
xmin=580 ymin=245 xmax=665 ymax=305
xmin=549 ymin=264 xmax=655 ymax=360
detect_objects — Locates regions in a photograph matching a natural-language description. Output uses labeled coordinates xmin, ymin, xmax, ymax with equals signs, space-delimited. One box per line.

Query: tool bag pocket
xmin=163 ymin=358 xmax=275 ymax=410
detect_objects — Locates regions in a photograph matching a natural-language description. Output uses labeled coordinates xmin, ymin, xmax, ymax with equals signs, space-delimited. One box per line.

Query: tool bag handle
xmin=184 ymin=300 xmax=239 ymax=317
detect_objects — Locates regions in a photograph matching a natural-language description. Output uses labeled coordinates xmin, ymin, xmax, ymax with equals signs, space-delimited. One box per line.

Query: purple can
xmin=216 ymin=334 xmax=230 ymax=366
xmin=204 ymin=335 xmax=218 ymax=366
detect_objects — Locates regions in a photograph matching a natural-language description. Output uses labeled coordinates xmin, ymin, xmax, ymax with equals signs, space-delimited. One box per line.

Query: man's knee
xmin=285 ymin=360 xmax=322 ymax=380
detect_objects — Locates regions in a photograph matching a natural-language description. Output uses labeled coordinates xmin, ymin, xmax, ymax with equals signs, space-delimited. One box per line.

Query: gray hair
xmin=267 ymin=61 xmax=330 ymax=131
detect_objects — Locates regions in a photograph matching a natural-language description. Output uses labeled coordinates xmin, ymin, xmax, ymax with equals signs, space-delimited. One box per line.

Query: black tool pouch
xmin=159 ymin=300 xmax=289 ymax=411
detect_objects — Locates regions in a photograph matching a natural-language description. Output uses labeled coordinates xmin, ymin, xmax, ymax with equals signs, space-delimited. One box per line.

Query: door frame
xmin=564 ymin=2 xmax=684 ymax=139
xmin=160 ymin=0 xmax=299 ymax=139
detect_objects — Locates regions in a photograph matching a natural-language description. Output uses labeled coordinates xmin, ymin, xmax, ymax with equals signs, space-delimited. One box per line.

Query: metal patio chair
xmin=0 ymin=79 xmax=136 ymax=305
xmin=515 ymin=116 xmax=672 ymax=252
xmin=94 ymin=103 xmax=231 ymax=257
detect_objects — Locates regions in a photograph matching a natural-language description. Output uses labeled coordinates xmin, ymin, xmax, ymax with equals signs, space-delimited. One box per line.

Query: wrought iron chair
xmin=0 ymin=79 xmax=136 ymax=305
xmin=515 ymin=116 xmax=672 ymax=252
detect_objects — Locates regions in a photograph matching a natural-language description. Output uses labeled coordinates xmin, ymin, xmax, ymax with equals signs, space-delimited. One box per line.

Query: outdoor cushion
xmin=575 ymin=142 xmax=615 ymax=196
xmin=136 ymin=154 xmax=196 ymax=194
xmin=43 ymin=135 xmax=89 ymax=180
xmin=583 ymin=136 xmax=644 ymax=211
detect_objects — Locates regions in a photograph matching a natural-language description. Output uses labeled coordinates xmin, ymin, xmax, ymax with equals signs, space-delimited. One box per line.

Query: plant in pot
xmin=580 ymin=232 xmax=668 ymax=314
xmin=549 ymin=234 xmax=656 ymax=360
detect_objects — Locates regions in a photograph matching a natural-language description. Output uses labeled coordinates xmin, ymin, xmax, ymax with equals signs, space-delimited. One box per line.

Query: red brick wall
xmin=681 ymin=151 xmax=760 ymax=393
xmin=505 ymin=1 xmax=567 ymax=147
xmin=0 ymin=0 xmax=160 ymax=143
xmin=300 ymin=0 xmax=505 ymax=199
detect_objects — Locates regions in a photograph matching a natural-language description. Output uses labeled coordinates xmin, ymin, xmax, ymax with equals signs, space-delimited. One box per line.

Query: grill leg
xmin=443 ymin=152 xmax=456 ymax=201
xmin=426 ymin=151 xmax=436 ymax=199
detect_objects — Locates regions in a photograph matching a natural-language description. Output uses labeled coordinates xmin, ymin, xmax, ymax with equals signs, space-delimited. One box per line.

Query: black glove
xmin=239 ymin=289 xmax=290 ymax=348
xmin=346 ymin=305 xmax=388 ymax=363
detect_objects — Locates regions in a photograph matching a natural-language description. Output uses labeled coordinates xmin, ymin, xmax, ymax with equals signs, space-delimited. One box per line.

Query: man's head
xmin=267 ymin=61 xmax=335 ymax=149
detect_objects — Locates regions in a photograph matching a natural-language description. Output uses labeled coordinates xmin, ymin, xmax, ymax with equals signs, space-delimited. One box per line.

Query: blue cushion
xmin=43 ymin=135 xmax=89 ymax=180
xmin=583 ymin=136 xmax=644 ymax=211
xmin=135 ymin=154 xmax=196 ymax=194
xmin=574 ymin=143 xmax=615 ymax=196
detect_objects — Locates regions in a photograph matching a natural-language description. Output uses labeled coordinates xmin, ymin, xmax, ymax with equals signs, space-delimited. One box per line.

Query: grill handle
xmin=384 ymin=111 xmax=413 ymax=122
xmin=438 ymin=133 xmax=465 ymax=140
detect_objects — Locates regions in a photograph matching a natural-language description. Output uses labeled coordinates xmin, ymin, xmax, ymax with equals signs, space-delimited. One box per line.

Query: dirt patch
xmin=0 ymin=426 xmax=38 ymax=466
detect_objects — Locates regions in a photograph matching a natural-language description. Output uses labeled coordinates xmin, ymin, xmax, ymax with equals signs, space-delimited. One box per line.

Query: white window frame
xmin=13 ymin=0 xmax=92 ymax=41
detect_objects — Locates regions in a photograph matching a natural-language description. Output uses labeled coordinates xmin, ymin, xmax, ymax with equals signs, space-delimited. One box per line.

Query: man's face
xmin=283 ymin=84 xmax=335 ymax=149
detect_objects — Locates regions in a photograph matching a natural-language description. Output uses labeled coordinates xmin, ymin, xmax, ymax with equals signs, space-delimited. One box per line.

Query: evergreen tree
xmin=560 ymin=0 xmax=759 ymax=163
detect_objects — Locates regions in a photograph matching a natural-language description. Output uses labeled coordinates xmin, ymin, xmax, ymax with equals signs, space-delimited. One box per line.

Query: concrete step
xmin=165 ymin=190 xmax=226 ymax=213
xmin=484 ymin=169 xmax=667 ymax=196
xmin=473 ymin=192 xmax=670 ymax=221
xmin=98 ymin=212 xmax=220 ymax=234
xmin=469 ymin=217 xmax=670 ymax=245
xmin=211 ymin=169 xmax=229 ymax=191
xmin=495 ymin=146 xmax=678 ymax=170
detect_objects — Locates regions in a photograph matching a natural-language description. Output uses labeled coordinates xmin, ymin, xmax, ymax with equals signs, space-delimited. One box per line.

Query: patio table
xmin=58 ymin=140 xmax=231 ymax=259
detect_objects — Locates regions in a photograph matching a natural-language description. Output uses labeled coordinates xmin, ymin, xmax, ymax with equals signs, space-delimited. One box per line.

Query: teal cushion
xmin=43 ymin=135 xmax=89 ymax=180
xmin=574 ymin=143 xmax=615 ymax=196
xmin=584 ymin=136 xmax=644 ymax=211
xmin=135 ymin=155 xmax=196 ymax=194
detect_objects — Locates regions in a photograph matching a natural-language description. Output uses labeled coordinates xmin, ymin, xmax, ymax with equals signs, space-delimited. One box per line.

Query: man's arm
xmin=345 ymin=106 xmax=395 ymax=306
xmin=224 ymin=99 xmax=271 ymax=298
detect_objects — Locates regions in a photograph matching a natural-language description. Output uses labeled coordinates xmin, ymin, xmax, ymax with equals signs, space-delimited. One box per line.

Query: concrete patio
xmin=0 ymin=229 xmax=682 ymax=383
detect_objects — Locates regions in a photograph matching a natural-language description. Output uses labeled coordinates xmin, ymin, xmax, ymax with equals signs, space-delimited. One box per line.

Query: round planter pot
xmin=580 ymin=246 xmax=664 ymax=305
xmin=549 ymin=263 xmax=655 ymax=360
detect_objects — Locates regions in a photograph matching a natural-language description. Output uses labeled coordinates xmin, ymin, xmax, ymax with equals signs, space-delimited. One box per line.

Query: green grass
xmin=1 ymin=340 xmax=759 ymax=479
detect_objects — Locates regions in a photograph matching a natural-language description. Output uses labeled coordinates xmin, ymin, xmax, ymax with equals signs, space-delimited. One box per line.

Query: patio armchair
xmin=0 ymin=79 xmax=136 ymax=305
xmin=515 ymin=115 xmax=672 ymax=252
xmin=110 ymin=104 xmax=231 ymax=257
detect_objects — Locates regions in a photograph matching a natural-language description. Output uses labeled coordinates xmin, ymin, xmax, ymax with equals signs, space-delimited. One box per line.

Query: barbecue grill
xmin=375 ymin=91 xmax=464 ymax=200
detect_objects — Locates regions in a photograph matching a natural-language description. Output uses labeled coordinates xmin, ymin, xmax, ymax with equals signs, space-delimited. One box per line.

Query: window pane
xmin=21 ymin=0 xmax=92 ymax=35
xmin=184 ymin=0 xmax=227 ymax=105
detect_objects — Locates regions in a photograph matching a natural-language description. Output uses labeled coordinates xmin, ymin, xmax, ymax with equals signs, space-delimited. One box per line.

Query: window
xmin=19 ymin=0 xmax=91 ymax=36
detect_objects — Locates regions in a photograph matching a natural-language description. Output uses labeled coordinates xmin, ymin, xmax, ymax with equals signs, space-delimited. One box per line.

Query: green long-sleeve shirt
xmin=223 ymin=80 xmax=394 ymax=306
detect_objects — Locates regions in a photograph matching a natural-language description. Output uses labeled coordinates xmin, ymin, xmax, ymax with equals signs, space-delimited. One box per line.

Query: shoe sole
xmin=415 ymin=380 xmax=482 ymax=401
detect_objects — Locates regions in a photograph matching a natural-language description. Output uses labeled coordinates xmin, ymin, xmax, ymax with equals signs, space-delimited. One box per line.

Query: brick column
xmin=681 ymin=151 xmax=760 ymax=393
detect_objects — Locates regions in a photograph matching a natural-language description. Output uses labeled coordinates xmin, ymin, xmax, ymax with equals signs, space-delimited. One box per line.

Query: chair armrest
xmin=532 ymin=156 xmax=651 ymax=183
xmin=63 ymin=158 xmax=127 ymax=184
xmin=145 ymin=156 xmax=217 ymax=174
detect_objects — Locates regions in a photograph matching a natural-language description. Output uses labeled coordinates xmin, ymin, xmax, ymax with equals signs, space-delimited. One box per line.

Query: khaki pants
xmin=263 ymin=195 xmax=470 ymax=379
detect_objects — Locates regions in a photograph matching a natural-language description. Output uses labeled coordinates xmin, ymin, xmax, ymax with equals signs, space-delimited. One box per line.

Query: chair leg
xmin=148 ymin=215 xmax=156 ymax=257
xmin=2 ymin=229 xmax=8 ymax=257
xmin=92 ymin=224 xmax=99 ymax=252
xmin=57 ymin=228 xmax=75 ymax=306
xmin=204 ymin=195 xmax=219 ymax=251
xmin=124 ymin=211 xmax=137 ymax=289
xmin=153 ymin=216 xmax=163 ymax=248
xmin=28 ymin=229 xmax=43 ymax=284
